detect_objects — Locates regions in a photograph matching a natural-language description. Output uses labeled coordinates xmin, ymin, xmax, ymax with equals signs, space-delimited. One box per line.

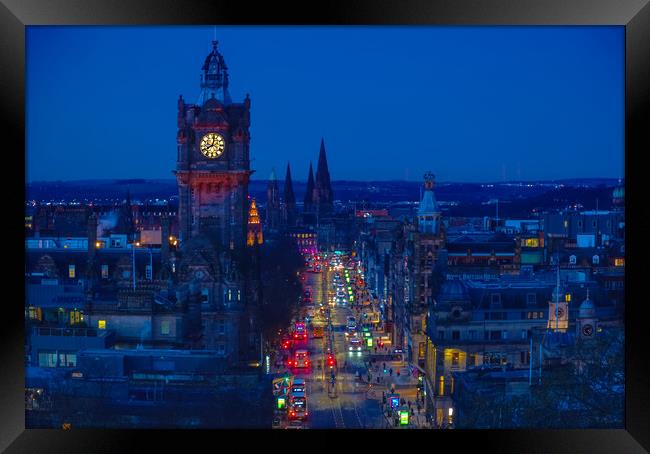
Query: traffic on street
xmin=270 ymin=251 xmax=429 ymax=429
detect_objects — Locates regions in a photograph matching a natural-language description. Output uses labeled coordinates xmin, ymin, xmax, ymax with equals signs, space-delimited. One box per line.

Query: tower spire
xmin=304 ymin=162 xmax=315 ymax=213
xmin=283 ymin=162 xmax=296 ymax=227
xmin=314 ymin=137 xmax=333 ymax=216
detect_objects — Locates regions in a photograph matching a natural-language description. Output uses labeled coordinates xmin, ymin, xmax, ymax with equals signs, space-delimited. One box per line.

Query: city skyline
xmin=26 ymin=26 xmax=624 ymax=183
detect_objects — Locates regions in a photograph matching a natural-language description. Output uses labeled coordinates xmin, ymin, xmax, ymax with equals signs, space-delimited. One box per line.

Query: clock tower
xmin=175 ymin=40 xmax=252 ymax=250
xmin=173 ymin=40 xmax=261 ymax=364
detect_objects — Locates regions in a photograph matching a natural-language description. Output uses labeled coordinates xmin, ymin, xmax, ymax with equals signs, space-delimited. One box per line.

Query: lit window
xmin=237 ymin=290 xmax=241 ymax=301
xmin=28 ymin=307 xmax=42 ymax=321
xmin=69 ymin=310 xmax=82 ymax=325
xmin=98 ymin=320 xmax=106 ymax=330
xmin=228 ymin=289 xmax=232 ymax=301
xmin=451 ymin=352 xmax=459 ymax=366
xmin=614 ymin=258 xmax=625 ymax=267
xmin=524 ymin=238 xmax=539 ymax=247
xmin=161 ymin=320 xmax=170 ymax=335
xmin=438 ymin=376 xmax=445 ymax=396
xmin=565 ymin=293 xmax=571 ymax=302
xmin=68 ymin=264 xmax=76 ymax=278
xmin=101 ymin=264 xmax=109 ymax=279
xmin=38 ymin=351 xmax=58 ymax=368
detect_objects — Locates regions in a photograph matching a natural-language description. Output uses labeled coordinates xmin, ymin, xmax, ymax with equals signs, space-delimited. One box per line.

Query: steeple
xmin=304 ymin=162 xmax=315 ymax=213
xmin=417 ymin=172 xmax=441 ymax=234
xmin=314 ymin=137 xmax=333 ymax=216
xmin=266 ymin=168 xmax=280 ymax=231
xmin=283 ymin=162 xmax=296 ymax=227
xmin=198 ymin=40 xmax=232 ymax=106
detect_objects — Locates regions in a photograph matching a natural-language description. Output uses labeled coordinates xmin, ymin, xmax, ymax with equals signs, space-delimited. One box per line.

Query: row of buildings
xmin=356 ymin=174 xmax=625 ymax=427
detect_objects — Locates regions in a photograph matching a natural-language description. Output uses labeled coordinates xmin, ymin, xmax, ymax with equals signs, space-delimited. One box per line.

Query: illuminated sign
xmin=400 ymin=410 xmax=409 ymax=425
xmin=277 ymin=396 xmax=286 ymax=409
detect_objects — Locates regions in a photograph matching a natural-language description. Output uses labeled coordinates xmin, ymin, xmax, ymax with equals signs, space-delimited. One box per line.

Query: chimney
xmin=87 ymin=212 xmax=98 ymax=264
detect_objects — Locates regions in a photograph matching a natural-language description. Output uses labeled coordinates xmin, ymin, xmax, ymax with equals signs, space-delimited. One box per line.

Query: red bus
xmin=287 ymin=349 xmax=311 ymax=369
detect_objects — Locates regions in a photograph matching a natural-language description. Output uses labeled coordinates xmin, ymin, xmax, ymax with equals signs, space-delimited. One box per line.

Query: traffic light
xmin=327 ymin=354 xmax=335 ymax=367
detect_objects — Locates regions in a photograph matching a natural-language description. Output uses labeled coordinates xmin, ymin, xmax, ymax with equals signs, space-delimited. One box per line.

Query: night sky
xmin=26 ymin=26 xmax=624 ymax=183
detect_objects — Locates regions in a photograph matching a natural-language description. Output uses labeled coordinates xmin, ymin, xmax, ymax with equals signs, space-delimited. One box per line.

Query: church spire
xmin=266 ymin=168 xmax=280 ymax=231
xmin=314 ymin=137 xmax=333 ymax=216
xmin=304 ymin=162 xmax=315 ymax=213
xmin=283 ymin=162 xmax=296 ymax=227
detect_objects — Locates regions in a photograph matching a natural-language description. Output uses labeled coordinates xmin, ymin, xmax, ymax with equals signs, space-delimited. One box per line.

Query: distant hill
xmin=26 ymin=178 xmax=621 ymax=217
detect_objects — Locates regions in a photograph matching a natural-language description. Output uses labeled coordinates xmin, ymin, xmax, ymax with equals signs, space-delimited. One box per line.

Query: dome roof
xmin=578 ymin=291 xmax=596 ymax=318
xmin=438 ymin=280 xmax=468 ymax=302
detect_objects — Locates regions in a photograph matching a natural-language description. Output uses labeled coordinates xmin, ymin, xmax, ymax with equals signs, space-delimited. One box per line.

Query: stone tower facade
xmin=174 ymin=40 xmax=252 ymax=251
xmin=173 ymin=40 xmax=260 ymax=364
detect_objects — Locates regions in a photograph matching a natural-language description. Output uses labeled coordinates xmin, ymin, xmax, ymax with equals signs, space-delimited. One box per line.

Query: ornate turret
xmin=247 ymin=198 xmax=263 ymax=246
xmin=198 ymin=40 xmax=232 ymax=106
xmin=577 ymin=288 xmax=598 ymax=339
xmin=417 ymin=172 xmax=441 ymax=235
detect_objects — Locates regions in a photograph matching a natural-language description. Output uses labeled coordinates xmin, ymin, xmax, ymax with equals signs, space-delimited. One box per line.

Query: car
xmin=347 ymin=316 xmax=357 ymax=329
xmin=348 ymin=337 xmax=363 ymax=351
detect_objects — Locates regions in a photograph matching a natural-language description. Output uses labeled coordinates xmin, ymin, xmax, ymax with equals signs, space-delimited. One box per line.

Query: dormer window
xmin=569 ymin=255 xmax=577 ymax=265
xmin=592 ymin=255 xmax=600 ymax=265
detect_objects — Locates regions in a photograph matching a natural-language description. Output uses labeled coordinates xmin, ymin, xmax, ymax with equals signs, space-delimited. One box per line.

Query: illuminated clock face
xmin=557 ymin=306 xmax=565 ymax=318
xmin=200 ymin=132 xmax=225 ymax=159
xmin=582 ymin=324 xmax=594 ymax=336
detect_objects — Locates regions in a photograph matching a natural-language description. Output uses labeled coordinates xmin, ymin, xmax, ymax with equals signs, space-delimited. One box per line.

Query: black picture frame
xmin=2 ymin=0 xmax=648 ymax=451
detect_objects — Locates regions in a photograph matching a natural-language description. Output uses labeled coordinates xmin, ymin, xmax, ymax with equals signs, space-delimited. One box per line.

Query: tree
xmin=258 ymin=236 xmax=304 ymax=340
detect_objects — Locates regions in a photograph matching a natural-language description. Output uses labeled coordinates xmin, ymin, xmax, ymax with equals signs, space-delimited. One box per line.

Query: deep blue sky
xmin=26 ymin=26 xmax=624 ymax=183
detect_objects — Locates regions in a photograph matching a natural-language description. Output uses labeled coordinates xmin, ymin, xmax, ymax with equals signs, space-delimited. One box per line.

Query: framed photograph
xmin=2 ymin=0 xmax=648 ymax=451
